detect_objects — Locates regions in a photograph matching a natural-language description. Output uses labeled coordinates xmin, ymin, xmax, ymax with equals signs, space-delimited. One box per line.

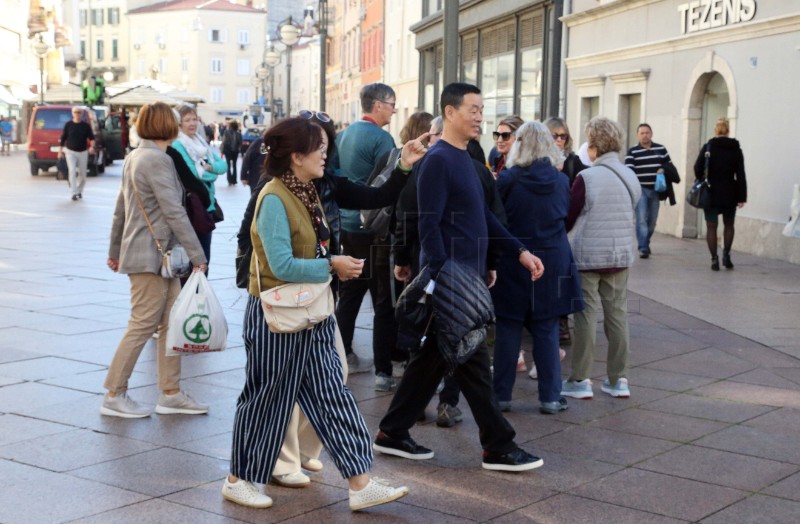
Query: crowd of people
xmin=98 ymin=80 xmax=747 ymax=513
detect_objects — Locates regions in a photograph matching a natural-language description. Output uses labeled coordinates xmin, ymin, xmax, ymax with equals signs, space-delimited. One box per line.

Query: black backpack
xmin=360 ymin=148 xmax=401 ymax=238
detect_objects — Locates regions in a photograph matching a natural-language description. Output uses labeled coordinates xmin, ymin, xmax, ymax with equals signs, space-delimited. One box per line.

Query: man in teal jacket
xmin=331 ymin=83 xmax=400 ymax=390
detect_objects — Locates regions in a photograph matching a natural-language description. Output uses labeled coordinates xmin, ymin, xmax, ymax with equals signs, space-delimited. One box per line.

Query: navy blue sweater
xmin=417 ymin=140 xmax=524 ymax=276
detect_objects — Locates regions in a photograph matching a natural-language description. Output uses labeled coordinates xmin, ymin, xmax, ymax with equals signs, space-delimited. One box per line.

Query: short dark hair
xmin=637 ymin=123 xmax=652 ymax=132
xmin=136 ymin=102 xmax=179 ymax=141
xmin=440 ymin=83 xmax=481 ymax=115
xmin=360 ymin=83 xmax=396 ymax=113
xmin=262 ymin=117 xmax=324 ymax=179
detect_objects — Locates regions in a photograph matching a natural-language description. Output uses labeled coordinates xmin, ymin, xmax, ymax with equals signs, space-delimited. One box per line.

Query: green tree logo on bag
xmin=184 ymin=314 xmax=212 ymax=343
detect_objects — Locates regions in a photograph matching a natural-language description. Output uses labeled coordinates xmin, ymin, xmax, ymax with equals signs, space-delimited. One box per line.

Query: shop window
xmin=479 ymin=22 xmax=515 ymax=154
xmin=461 ymin=33 xmax=478 ymax=86
xmin=421 ymin=47 xmax=436 ymax=115
xmin=518 ymin=13 xmax=544 ymax=123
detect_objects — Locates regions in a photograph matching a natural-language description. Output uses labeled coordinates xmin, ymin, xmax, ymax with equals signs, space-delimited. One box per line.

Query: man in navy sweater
xmin=373 ymin=83 xmax=546 ymax=472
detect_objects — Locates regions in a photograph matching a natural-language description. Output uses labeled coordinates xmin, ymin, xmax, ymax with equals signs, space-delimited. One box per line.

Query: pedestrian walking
xmin=625 ymin=123 xmax=672 ymax=258
xmin=58 ymin=107 xmax=95 ymax=201
xmin=171 ymin=104 xmax=226 ymax=268
xmin=491 ymin=122 xmax=584 ymax=414
xmin=564 ymin=117 xmax=641 ymax=400
xmin=0 ymin=116 xmax=12 ymax=156
xmin=694 ymin=117 xmax=747 ymax=270
xmin=331 ymin=83 xmax=400 ymax=385
xmin=102 ymin=102 xmax=208 ymax=419
xmin=222 ymin=121 xmax=242 ymax=185
xmin=374 ymin=83 xmax=545 ymax=472
xmin=224 ymin=117 xmax=409 ymax=511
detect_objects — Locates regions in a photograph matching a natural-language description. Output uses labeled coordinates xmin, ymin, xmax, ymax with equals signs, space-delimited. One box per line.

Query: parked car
xmin=27 ymin=105 xmax=106 ymax=177
xmin=241 ymin=126 xmax=265 ymax=156
xmin=102 ymin=111 xmax=128 ymax=164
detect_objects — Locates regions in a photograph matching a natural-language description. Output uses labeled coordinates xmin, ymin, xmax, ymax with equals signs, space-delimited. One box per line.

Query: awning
xmin=0 ymin=85 xmax=20 ymax=107
xmin=107 ymin=86 xmax=183 ymax=107
xmin=43 ymin=83 xmax=83 ymax=103
xmin=10 ymin=85 xmax=37 ymax=102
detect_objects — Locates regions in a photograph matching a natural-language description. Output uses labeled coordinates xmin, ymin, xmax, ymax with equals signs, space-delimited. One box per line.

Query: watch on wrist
xmin=518 ymin=247 xmax=529 ymax=256
xmin=395 ymin=156 xmax=412 ymax=173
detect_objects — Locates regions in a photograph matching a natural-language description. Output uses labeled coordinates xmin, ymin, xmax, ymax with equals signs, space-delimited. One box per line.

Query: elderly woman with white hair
xmin=490 ymin=122 xmax=584 ymax=414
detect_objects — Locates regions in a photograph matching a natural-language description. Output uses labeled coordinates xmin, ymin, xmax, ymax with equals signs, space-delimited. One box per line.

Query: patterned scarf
xmin=280 ymin=170 xmax=325 ymax=237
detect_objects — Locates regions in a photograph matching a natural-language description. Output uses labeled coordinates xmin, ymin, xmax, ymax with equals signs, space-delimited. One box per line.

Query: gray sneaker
xmin=346 ymin=352 xmax=372 ymax=374
xmin=435 ymin=402 xmax=463 ymax=428
xmin=375 ymin=372 xmax=396 ymax=392
xmin=155 ymin=391 xmax=209 ymax=415
xmin=100 ymin=392 xmax=150 ymax=418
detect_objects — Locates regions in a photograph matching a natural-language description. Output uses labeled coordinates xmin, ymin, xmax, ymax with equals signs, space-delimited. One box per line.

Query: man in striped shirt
xmin=625 ymin=124 xmax=671 ymax=258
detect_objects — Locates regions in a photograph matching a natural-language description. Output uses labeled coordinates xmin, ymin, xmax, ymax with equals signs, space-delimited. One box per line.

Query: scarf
xmin=177 ymin=131 xmax=211 ymax=176
xmin=280 ymin=171 xmax=329 ymax=255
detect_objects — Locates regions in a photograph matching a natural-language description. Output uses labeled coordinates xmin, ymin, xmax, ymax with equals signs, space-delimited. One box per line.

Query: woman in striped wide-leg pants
xmin=230 ymin=298 xmax=371 ymax=483
xmin=222 ymin=117 xmax=410 ymax=512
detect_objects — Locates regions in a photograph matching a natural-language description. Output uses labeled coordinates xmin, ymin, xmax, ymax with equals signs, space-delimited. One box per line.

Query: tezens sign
xmin=678 ymin=0 xmax=756 ymax=34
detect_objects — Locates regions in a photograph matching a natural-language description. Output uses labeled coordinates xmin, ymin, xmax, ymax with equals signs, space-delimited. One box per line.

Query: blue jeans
xmin=635 ymin=188 xmax=660 ymax=253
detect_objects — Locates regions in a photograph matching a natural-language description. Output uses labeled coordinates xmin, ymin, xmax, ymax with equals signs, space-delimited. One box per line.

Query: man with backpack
xmin=331 ymin=83 xmax=399 ymax=390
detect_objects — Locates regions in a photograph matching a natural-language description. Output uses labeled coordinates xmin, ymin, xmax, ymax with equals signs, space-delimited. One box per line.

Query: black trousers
xmin=379 ymin=329 xmax=518 ymax=455
xmin=335 ymin=230 xmax=401 ymax=376
xmin=225 ymin=152 xmax=238 ymax=184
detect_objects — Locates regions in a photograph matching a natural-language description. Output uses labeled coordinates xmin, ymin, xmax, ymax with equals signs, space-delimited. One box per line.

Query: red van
xmin=27 ymin=105 xmax=106 ymax=177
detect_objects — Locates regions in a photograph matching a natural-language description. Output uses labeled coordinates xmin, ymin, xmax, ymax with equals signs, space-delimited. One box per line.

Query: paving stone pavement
xmin=1 ymin=151 xmax=799 ymax=523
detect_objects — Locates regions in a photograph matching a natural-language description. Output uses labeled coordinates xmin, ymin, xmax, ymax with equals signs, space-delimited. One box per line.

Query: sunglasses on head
xmin=552 ymin=133 xmax=569 ymax=141
xmin=493 ymin=131 xmax=513 ymax=141
xmin=298 ymin=109 xmax=331 ymax=123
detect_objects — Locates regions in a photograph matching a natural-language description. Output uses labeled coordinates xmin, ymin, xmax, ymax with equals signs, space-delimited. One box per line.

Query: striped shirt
xmin=625 ymin=142 xmax=671 ymax=189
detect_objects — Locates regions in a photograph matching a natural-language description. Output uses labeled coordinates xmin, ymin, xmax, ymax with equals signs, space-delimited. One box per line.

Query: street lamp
xmin=33 ymin=35 xmax=49 ymax=105
xmin=264 ymin=44 xmax=281 ymax=120
xmin=277 ymin=18 xmax=300 ymax=117
xmin=102 ymin=70 xmax=115 ymax=83
xmin=317 ymin=0 xmax=328 ymax=111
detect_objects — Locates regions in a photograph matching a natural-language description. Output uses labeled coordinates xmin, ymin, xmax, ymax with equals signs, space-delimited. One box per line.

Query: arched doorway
xmin=682 ymin=54 xmax=736 ymax=238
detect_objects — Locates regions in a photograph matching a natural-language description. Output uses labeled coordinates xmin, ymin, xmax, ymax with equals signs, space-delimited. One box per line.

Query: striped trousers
xmin=230 ymin=295 xmax=372 ymax=484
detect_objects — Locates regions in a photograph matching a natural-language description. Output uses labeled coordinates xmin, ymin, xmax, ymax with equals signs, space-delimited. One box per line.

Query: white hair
xmin=506 ymin=121 xmax=560 ymax=168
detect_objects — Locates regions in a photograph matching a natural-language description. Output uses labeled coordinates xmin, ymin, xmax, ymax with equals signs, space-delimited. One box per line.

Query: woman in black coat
xmin=693 ymin=117 xmax=747 ymax=270
xmin=492 ymin=122 xmax=584 ymax=415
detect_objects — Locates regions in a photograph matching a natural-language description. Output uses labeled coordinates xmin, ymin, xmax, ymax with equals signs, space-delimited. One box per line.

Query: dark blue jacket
xmin=492 ymin=159 xmax=584 ymax=321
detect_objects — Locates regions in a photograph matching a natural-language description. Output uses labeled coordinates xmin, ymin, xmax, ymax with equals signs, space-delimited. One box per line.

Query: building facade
xmin=411 ymin=0 xmax=565 ymax=154
xmin=75 ymin=0 xmax=127 ymax=83
xmin=564 ymin=0 xmax=800 ymax=263
xmin=126 ymin=0 xmax=266 ymax=123
xmin=384 ymin=0 xmax=422 ymax=140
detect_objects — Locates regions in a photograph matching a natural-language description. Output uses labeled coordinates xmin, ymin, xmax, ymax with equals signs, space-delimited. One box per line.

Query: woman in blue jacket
xmin=172 ymin=105 xmax=227 ymax=265
xmin=491 ymin=122 xmax=584 ymax=414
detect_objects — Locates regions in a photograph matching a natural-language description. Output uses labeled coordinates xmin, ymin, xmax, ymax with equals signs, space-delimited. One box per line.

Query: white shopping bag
xmin=782 ymin=184 xmax=800 ymax=238
xmin=166 ymin=271 xmax=228 ymax=356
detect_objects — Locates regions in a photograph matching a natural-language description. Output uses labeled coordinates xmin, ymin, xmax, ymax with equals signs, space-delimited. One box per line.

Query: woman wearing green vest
xmin=223 ymin=117 xmax=411 ymax=512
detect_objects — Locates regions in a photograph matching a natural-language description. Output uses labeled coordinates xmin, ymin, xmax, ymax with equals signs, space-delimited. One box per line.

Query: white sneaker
xmin=349 ymin=477 xmax=409 ymax=511
xmin=528 ymin=365 xmax=538 ymax=380
xmin=272 ymin=470 xmax=310 ymax=488
xmin=222 ymin=478 xmax=273 ymax=508
xmin=99 ymin=392 xmax=150 ymax=418
xmin=155 ymin=391 xmax=209 ymax=415
xmin=301 ymin=458 xmax=324 ymax=472
xmin=601 ymin=377 xmax=631 ymax=398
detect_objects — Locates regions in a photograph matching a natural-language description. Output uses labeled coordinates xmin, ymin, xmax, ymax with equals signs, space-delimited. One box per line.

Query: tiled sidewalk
xmin=0 ymin=152 xmax=798 ymax=523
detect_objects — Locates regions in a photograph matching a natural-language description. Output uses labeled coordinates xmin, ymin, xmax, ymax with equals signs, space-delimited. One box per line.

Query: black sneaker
xmin=482 ymin=447 xmax=543 ymax=472
xmin=373 ymin=431 xmax=434 ymax=460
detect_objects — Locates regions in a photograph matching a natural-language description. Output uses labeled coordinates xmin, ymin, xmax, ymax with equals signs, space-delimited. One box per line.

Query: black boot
xmin=711 ymin=255 xmax=720 ymax=271
xmin=722 ymin=250 xmax=733 ymax=269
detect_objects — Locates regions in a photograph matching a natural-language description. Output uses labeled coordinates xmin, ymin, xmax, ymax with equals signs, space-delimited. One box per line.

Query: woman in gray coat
xmin=103 ymin=102 xmax=209 ymax=419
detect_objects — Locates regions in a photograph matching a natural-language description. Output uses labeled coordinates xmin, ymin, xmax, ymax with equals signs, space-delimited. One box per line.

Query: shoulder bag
xmin=687 ymin=144 xmax=711 ymax=209
xmin=253 ymin=249 xmax=334 ymax=333
xmin=130 ymin=165 xmax=192 ymax=279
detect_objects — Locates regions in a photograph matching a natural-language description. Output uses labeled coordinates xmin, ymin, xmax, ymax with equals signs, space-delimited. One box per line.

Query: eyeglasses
xmin=378 ymin=100 xmax=396 ymax=109
xmin=298 ymin=109 xmax=331 ymax=123
xmin=493 ymin=131 xmax=513 ymax=141
xmin=552 ymin=133 xmax=569 ymax=141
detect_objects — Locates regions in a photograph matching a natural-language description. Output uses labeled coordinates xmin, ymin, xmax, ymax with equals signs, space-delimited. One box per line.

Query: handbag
xmin=235 ymin=245 xmax=252 ymax=289
xmin=253 ymin=250 xmax=334 ymax=333
xmin=211 ymin=200 xmax=224 ymax=223
xmin=131 ymin=168 xmax=192 ymax=279
xmin=687 ymin=144 xmax=711 ymax=209
xmin=56 ymin=156 xmax=68 ymax=181
xmin=654 ymin=173 xmax=667 ymax=193
xmin=185 ymin=192 xmax=216 ymax=234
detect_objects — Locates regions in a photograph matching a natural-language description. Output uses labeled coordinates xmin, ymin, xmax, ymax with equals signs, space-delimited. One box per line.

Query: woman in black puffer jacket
xmin=694 ymin=117 xmax=747 ymax=271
